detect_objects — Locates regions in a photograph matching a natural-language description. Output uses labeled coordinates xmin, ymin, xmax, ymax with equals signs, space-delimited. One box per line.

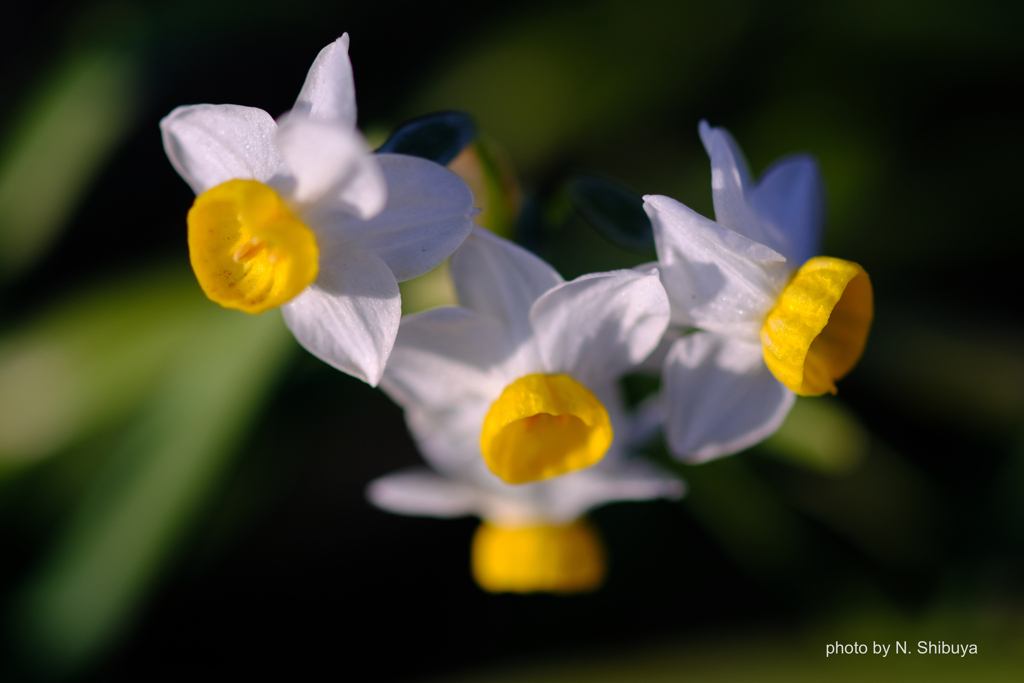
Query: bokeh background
xmin=1 ymin=0 xmax=1023 ymax=680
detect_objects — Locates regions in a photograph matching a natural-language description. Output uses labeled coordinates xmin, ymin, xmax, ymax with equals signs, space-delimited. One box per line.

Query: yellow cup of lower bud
xmin=471 ymin=519 xmax=606 ymax=593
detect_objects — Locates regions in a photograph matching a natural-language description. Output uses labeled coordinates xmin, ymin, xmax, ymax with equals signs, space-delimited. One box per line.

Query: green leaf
xmin=12 ymin=306 xmax=293 ymax=676
xmin=0 ymin=47 xmax=140 ymax=279
xmin=679 ymin=457 xmax=807 ymax=578
xmin=566 ymin=174 xmax=654 ymax=252
xmin=376 ymin=111 xmax=477 ymax=166
xmin=759 ymin=396 xmax=868 ymax=475
xmin=0 ymin=267 xmax=209 ymax=466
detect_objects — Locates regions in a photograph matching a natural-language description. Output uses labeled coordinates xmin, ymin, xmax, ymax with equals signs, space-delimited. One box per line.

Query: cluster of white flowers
xmin=162 ymin=35 xmax=872 ymax=594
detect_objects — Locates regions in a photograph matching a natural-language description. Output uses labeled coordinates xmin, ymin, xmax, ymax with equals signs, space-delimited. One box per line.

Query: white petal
xmin=531 ymin=268 xmax=670 ymax=387
xmin=281 ymin=245 xmax=399 ymax=386
xmin=449 ymin=228 xmax=563 ymax=345
xmin=535 ymin=462 xmax=685 ymax=523
xmin=372 ymin=455 xmax=683 ymax=527
xmin=380 ymin=306 xmax=510 ymax=416
xmin=372 ymin=436 xmax=683 ymax=526
xmin=418 ymin=456 xmax=681 ymax=527
xmin=367 ymin=468 xmax=483 ymax=518
xmin=662 ymin=332 xmax=795 ymax=463
xmin=749 ymin=155 xmax=824 ymax=265
xmin=699 ymin=120 xmax=758 ymax=236
xmin=645 ymin=193 xmax=788 ymax=341
xmin=403 ymin=406 xmax=490 ymax=472
xmin=628 ymin=260 xmax=689 ymax=372
xmin=699 ymin=120 xmax=797 ymax=258
xmin=635 ymin=316 xmax=685 ymax=374
xmin=431 ymin=458 xmax=562 ymax=527
xmin=160 ymin=104 xmax=281 ymax=194
xmin=330 ymin=154 xmax=476 ymax=281
xmin=292 ymin=34 xmax=357 ymax=128
xmin=275 ymin=117 xmax=385 ymax=218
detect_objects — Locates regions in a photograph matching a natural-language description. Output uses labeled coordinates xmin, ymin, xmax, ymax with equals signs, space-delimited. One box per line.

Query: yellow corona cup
xmin=187 ymin=179 xmax=319 ymax=314
xmin=761 ymin=257 xmax=873 ymax=396
xmin=480 ymin=374 xmax=613 ymax=484
xmin=471 ymin=519 xmax=605 ymax=593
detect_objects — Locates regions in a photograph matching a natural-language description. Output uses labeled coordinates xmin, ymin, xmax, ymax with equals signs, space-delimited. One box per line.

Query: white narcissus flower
xmin=160 ymin=34 xmax=476 ymax=386
xmin=381 ymin=227 xmax=672 ymax=485
xmin=367 ymin=228 xmax=681 ymax=593
xmin=645 ymin=120 xmax=874 ymax=463
xmin=368 ymin=459 xmax=683 ymax=594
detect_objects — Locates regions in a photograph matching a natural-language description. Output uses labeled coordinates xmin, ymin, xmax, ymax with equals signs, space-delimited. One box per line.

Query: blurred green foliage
xmin=0 ymin=271 xmax=209 ymax=466
xmin=14 ymin=301 xmax=291 ymax=675
xmin=0 ymin=37 xmax=141 ymax=280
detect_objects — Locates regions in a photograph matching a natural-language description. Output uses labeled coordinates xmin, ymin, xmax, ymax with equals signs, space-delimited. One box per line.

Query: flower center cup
xmin=761 ymin=256 xmax=873 ymax=396
xmin=187 ymin=179 xmax=319 ymax=314
xmin=480 ymin=374 xmax=613 ymax=484
xmin=471 ymin=519 xmax=606 ymax=593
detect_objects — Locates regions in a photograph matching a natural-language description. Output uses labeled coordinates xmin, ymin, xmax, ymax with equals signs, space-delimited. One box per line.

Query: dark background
xmin=1 ymin=1 xmax=1022 ymax=680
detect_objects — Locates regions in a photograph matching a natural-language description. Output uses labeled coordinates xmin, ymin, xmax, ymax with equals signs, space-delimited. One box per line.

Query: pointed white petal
xmin=281 ymin=245 xmax=399 ymax=386
xmin=380 ymin=306 xmax=510 ymax=416
xmin=332 ymin=154 xmax=476 ymax=281
xmin=699 ymin=120 xmax=759 ymax=236
xmin=367 ymin=468 xmax=484 ymax=518
xmin=699 ymin=120 xmax=799 ymax=258
xmin=276 ymin=117 xmax=385 ymax=218
xmin=750 ymin=155 xmax=824 ymax=265
xmin=530 ymin=268 xmax=670 ymax=387
xmin=160 ymin=104 xmax=281 ymax=194
xmin=645 ymin=193 xmax=788 ymax=341
xmin=449 ymin=228 xmax=563 ymax=344
xmin=662 ymin=332 xmax=795 ymax=463
xmin=292 ymin=34 xmax=357 ymax=128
